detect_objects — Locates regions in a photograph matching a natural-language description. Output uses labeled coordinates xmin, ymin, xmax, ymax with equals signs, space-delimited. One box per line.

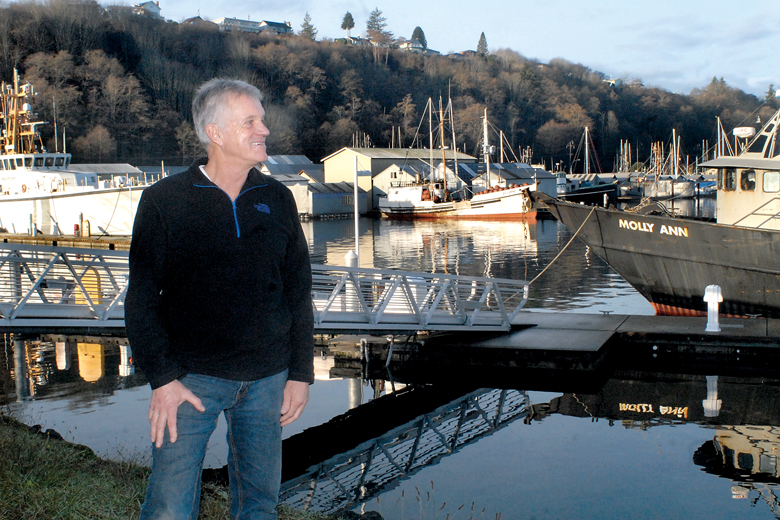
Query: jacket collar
xmin=189 ymin=157 xmax=268 ymax=191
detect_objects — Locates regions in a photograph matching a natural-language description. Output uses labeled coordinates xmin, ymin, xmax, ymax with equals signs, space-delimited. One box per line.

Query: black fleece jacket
xmin=125 ymin=159 xmax=314 ymax=389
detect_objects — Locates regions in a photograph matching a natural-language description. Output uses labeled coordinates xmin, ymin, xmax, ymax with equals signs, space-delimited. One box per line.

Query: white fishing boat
xmin=0 ymin=70 xmax=155 ymax=236
xmin=379 ymin=105 xmax=537 ymax=219
xmin=380 ymin=181 xmax=536 ymax=219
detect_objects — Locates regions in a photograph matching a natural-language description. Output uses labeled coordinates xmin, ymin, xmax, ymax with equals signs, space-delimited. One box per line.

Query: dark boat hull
xmin=559 ymin=182 xmax=619 ymax=205
xmin=536 ymin=193 xmax=780 ymax=317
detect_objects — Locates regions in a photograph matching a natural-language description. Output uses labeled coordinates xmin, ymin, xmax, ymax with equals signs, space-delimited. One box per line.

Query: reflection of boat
xmin=0 ymin=70 xmax=154 ymax=236
xmin=535 ymin=108 xmax=780 ymax=318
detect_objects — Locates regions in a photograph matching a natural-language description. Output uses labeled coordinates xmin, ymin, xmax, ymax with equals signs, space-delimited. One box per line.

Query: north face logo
xmin=254 ymin=203 xmax=270 ymax=213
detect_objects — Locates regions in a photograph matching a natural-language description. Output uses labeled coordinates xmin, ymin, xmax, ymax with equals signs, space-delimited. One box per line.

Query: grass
xmin=0 ymin=414 xmax=335 ymax=520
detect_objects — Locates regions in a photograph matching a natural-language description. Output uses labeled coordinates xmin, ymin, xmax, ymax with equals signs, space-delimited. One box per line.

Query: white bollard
xmin=703 ymin=284 xmax=723 ymax=332
xmin=345 ymin=250 xmax=358 ymax=268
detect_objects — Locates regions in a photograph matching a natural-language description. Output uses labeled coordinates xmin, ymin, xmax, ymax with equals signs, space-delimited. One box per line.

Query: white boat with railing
xmin=0 ymin=70 xmax=157 ymax=236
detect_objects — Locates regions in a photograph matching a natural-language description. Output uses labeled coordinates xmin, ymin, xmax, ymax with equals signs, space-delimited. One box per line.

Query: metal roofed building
xmin=285 ymin=182 xmax=367 ymax=217
xmin=259 ymin=155 xmax=315 ymax=176
xmin=322 ymin=147 xmax=477 ymax=211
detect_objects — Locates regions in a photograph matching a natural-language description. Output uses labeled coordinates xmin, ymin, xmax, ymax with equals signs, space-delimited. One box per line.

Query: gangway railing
xmin=0 ymin=242 xmax=529 ymax=331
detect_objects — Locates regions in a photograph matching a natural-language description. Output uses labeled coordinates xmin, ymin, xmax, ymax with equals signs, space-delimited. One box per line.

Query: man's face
xmin=217 ymin=93 xmax=270 ymax=166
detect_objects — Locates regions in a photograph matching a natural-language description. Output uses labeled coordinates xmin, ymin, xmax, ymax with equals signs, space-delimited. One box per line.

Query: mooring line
xmin=529 ymin=204 xmax=598 ymax=285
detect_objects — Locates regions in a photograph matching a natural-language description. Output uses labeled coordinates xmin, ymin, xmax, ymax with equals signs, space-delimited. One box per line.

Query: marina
xmin=3 ymin=215 xmax=780 ymax=519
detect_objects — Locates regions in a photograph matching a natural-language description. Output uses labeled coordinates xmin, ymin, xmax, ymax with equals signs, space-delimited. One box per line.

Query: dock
xmin=3 ymin=236 xmax=778 ymax=370
xmin=329 ymin=311 xmax=780 ymax=383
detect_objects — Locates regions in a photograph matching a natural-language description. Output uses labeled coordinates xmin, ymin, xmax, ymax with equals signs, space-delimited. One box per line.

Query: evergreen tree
xmin=299 ymin=12 xmax=317 ymax=40
xmin=366 ymin=7 xmax=393 ymax=64
xmin=411 ymin=26 xmax=427 ymax=49
xmin=767 ymin=84 xmax=777 ymax=104
xmin=366 ymin=7 xmax=387 ymax=33
xmin=341 ymin=11 xmax=355 ymax=37
xmin=477 ymin=32 xmax=488 ymax=56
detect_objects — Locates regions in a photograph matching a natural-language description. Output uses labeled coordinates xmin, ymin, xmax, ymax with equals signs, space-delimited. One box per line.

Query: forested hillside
xmin=0 ymin=0 xmax=774 ymax=169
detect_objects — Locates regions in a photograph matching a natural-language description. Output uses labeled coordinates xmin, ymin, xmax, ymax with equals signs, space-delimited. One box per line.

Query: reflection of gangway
xmin=279 ymin=388 xmax=529 ymax=514
xmin=0 ymin=242 xmax=528 ymax=332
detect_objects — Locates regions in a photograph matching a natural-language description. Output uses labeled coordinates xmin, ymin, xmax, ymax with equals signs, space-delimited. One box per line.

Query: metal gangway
xmin=279 ymin=388 xmax=530 ymax=514
xmin=0 ymin=242 xmax=529 ymax=331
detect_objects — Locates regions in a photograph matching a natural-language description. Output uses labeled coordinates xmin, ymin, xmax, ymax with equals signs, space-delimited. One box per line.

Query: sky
xmin=149 ymin=0 xmax=779 ymax=98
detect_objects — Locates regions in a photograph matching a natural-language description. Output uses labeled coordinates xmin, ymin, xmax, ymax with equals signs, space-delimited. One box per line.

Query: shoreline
xmin=0 ymin=414 xmax=351 ymax=520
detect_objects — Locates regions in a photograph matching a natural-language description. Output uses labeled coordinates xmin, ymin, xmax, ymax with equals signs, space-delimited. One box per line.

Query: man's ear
xmin=205 ymin=124 xmax=222 ymax=146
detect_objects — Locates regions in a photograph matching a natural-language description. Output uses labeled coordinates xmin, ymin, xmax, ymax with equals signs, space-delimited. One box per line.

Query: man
xmin=125 ymin=79 xmax=314 ymax=520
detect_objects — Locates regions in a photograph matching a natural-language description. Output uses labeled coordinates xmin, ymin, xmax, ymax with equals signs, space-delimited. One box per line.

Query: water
xmin=4 ymin=205 xmax=777 ymax=519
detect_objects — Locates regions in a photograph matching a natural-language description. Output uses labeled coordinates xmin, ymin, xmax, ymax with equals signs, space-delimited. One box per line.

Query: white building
xmin=212 ymin=17 xmax=293 ymax=34
xmin=133 ymin=1 xmax=161 ymax=18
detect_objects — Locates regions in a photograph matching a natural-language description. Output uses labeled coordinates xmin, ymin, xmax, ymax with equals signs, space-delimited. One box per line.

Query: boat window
xmin=740 ymin=170 xmax=756 ymax=191
xmin=15 ymin=158 xmax=23 ymax=167
xmin=0 ymin=160 xmax=5 ymax=170
xmin=721 ymin=168 xmax=737 ymax=191
xmin=34 ymin=157 xmax=44 ymax=167
xmin=9 ymin=159 xmax=15 ymax=170
xmin=764 ymin=172 xmax=780 ymax=193
xmin=44 ymin=157 xmax=54 ymax=167
xmin=24 ymin=157 xmax=32 ymax=167
xmin=55 ymin=157 xmax=64 ymax=167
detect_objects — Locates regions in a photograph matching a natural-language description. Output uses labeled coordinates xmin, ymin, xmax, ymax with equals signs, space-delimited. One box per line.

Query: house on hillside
xmin=398 ymin=39 xmax=425 ymax=53
xmin=322 ymin=147 xmax=477 ymax=212
xmin=181 ymin=16 xmax=219 ymax=30
xmin=336 ymin=36 xmax=372 ymax=46
xmin=258 ymin=20 xmax=293 ymax=35
xmin=133 ymin=1 xmax=161 ymax=18
xmin=212 ymin=17 xmax=293 ymax=34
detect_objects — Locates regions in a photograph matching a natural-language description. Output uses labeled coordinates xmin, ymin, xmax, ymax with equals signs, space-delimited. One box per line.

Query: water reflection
xmin=304 ymin=218 xmax=653 ymax=315
xmin=2 ymin=334 xmax=142 ymax=404
xmin=280 ymin=387 xmax=529 ymax=514
xmin=275 ymin=349 xmax=780 ymax=519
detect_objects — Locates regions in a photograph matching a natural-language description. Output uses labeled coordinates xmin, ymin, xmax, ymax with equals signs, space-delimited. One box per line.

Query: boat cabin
xmin=0 ymin=152 xmax=71 ymax=171
xmin=701 ymin=109 xmax=780 ymax=230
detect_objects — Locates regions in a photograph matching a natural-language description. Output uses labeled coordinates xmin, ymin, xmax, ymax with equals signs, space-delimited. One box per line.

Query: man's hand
xmin=148 ymin=379 xmax=205 ymax=448
xmin=280 ymin=380 xmax=309 ymax=427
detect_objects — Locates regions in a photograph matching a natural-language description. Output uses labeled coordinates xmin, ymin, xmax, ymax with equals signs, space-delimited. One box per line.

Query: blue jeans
xmin=140 ymin=370 xmax=287 ymax=520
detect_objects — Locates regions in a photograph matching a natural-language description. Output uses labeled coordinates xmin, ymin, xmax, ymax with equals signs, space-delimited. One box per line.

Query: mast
xmin=584 ymin=126 xmax=589 ymax=175
xmin=428 ymin=98 xmax=433 ymax=184
xmin=439 ymin=97 xmax=447 ymax=193
xmin=448 ymin=99 xmax=458 ymax=191
xmin=483 ymin=108 xmax=490 ymax=187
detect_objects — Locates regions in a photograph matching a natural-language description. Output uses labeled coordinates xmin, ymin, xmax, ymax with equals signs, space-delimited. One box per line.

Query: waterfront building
xmin=322 ymin=147 xmax=476 ymax=212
